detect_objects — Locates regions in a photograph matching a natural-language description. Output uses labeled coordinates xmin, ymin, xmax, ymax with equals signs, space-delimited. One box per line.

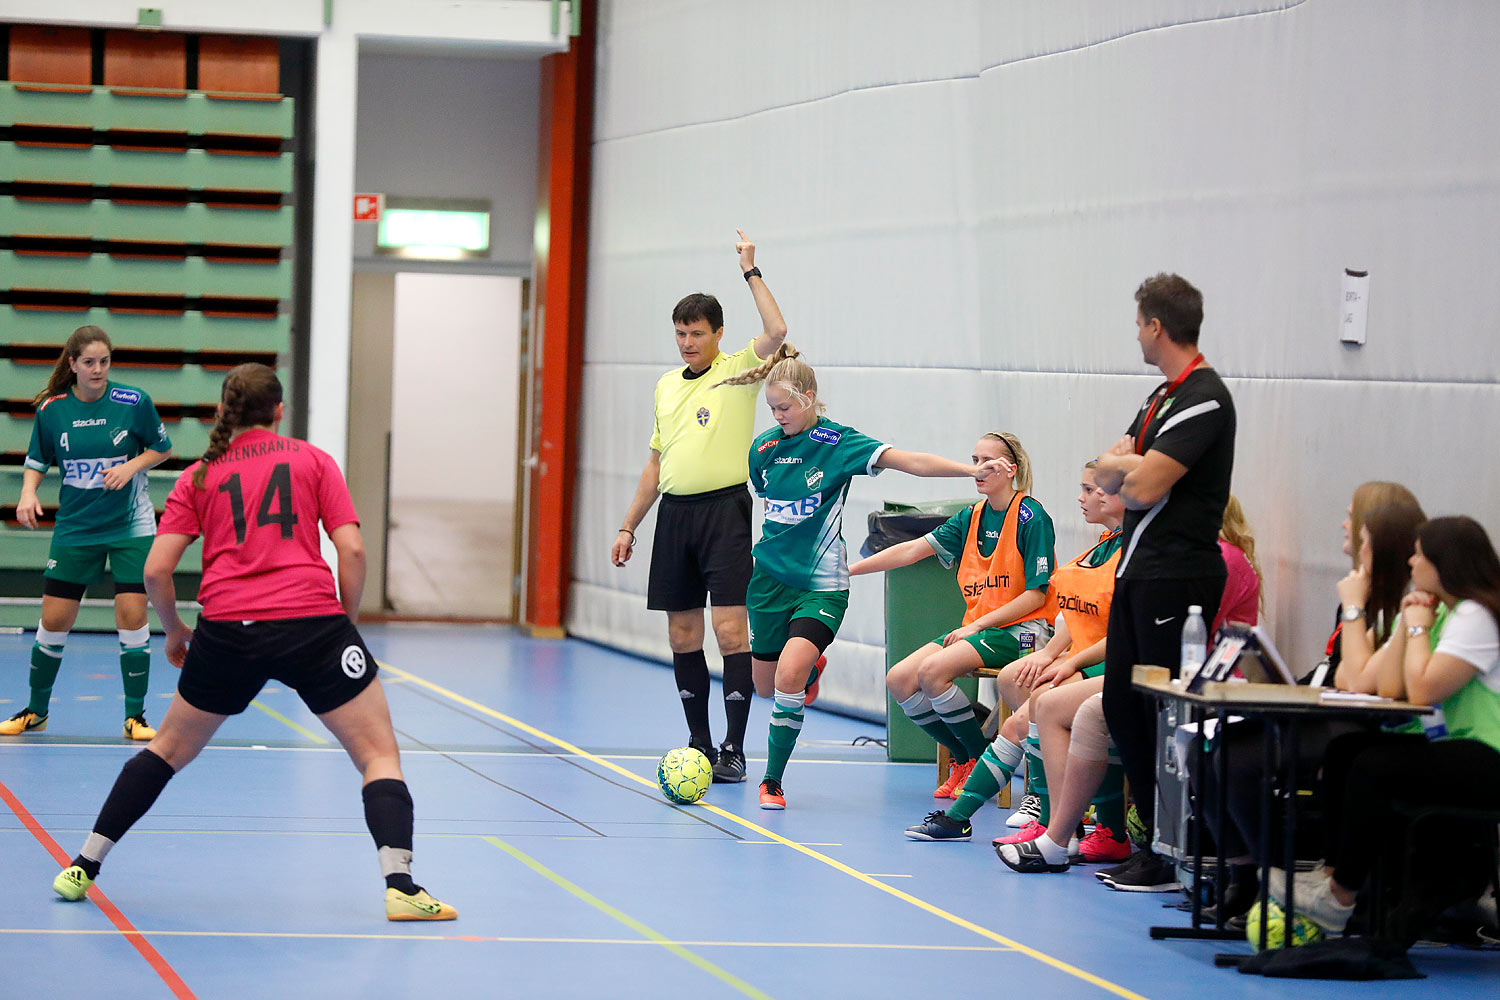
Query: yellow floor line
xmin=379 ymin=661 xmax=1150 ymax=1000
xmin=485 ymin=836 xmax=771 ymax=999
xmin=0 ymin=927 xmax=1011 ymax=951
xmin=248 ymin=699 xmax=328 ymax=744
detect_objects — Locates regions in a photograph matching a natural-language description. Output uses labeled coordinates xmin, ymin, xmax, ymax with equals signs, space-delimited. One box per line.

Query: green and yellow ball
xmin=657 ymin=747 xmax=714 ymax=804
xmin=1244 ymin=898 xmax=1326 ymax=951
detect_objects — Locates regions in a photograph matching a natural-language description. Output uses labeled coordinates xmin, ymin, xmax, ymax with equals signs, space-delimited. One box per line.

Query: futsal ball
xmin=1244 ymin=898 xmax=1326 ymax=951
xmin=657 ymin=747 xmax=713 ymax=804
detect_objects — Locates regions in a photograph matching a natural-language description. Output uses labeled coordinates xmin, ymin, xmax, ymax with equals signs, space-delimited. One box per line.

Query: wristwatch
xmin=1340 ymin=605 xmax=1364 ymax=622
xmin=1407 ymin=624 xmax=1430 ymax=638
xmin=742 ymin=267 xmax=762 ymax=282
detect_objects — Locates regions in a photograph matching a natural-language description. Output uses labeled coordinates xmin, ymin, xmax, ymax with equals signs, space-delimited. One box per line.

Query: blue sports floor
xmin=1 ymin=625 xmax=1495 ymax=999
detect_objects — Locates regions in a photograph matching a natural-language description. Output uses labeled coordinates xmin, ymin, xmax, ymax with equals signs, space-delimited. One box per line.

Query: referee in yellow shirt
xmin=612 ymin=231 xmax=788 ymax=783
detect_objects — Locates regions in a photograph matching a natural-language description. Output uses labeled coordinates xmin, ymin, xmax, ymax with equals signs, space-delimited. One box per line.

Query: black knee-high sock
xmin=72 ymin=748 xmax=176 ymax=878
xmin=363 ymin=778 xmax=420 ymax=894
xmin=672 ymin=650 xmax=712 ymax=746
xmin=721 ymin=652 xmax=753 ymax=747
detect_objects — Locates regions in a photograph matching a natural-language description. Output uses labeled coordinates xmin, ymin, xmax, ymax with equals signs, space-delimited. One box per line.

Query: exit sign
xmin=353 ymin=193 xmax=384 ymax=222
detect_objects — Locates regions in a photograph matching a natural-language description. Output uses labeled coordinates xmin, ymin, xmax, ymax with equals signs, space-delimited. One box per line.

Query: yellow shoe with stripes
xmin=123 ymin=715 xmax=156 ymax=741
xmin=386 ymin=887 xmax=457 ymax=921
xmin=0 ymin=709 xmax=48 ymax=735
xmin=53 ymin=866 xmax=93 ymax=901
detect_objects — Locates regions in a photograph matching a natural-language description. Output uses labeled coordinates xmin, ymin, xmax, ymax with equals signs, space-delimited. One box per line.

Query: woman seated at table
xmin=1288 ymin=516 xmax=1500 ymax=940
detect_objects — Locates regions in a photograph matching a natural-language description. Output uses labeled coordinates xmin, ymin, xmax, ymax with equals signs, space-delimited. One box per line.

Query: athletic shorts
xmin=647 ymin=484 xmax=753 ymax=611
xmin=747 ymin=567 xmax=848 ymax=659
xmin=177 ymin=614 xmax=378 ymax=717
xmin=937 ymin=618 xmax=1054 ymax=669
xmin=44 ymin=535 xmax=152 ymax=588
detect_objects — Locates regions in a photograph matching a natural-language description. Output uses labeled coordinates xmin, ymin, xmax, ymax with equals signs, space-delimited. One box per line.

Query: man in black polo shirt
xmin=1089 ymin=273 xmax=1236 ymax=891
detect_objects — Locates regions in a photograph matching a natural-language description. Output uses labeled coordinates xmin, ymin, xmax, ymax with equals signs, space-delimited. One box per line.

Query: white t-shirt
xmin=1434 ymin=600 xmax=1500 ymax=693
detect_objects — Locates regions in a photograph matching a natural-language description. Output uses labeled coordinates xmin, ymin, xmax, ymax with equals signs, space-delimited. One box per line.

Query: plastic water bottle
xmin=1179 ymin=605 xmax=1208 ymax=683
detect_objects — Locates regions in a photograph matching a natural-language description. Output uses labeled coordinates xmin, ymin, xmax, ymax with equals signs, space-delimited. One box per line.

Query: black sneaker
xmin=905 ymin=811 xmax=971 ymax=842
xmin=712 ymin=742 xmax=746 ymax=783
xmin=687 ymin=737 xmax=719 ymax=768
xmin=1095 ymin=849 xmax=1147 ymax=882
xmin=996 ymin=838 xmax=1069 ymax=874
xmin=1102 ymin=850 xmax=1184 ymax=892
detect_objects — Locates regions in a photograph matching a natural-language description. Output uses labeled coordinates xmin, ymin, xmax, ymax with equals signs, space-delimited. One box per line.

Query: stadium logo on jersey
xmin=696 ymin=406 xmax=710 ymax=427
xmin=962 ymin=573 xmax=1010 ymax=598
xmin=1036 ymin=556 xmax=1049 ymax=574
xmin=1058 ymin=593 xmax=1101 ymax=617
xmin=72 ymin=418 xmax=106 ymax=428
xmin=109 ymin=387 xmax=141 ymax=406
xmin=809 ymin=427 xmax=841 ymax=445
xmin=764 ymin=495 xmax=822 ymax=525
xmin=1017 ymin=503 xmax=1034 ymax=525
xmin=61 ymin=455 xmax=127 ymax=489
xmin=757 ymin=439 xmax=779 ymax=453
xmin=340 ymin=645 xmax=368 ymax=679
xmin=773 ymin=456 xmax=802 ymax=465
xmin=111 ymin=429 xmax=129 ymax=446
xmin=804 ymin=468 xmax=824 ymax=490
xmin=984 ymin=529 xmax=1000 ymax=540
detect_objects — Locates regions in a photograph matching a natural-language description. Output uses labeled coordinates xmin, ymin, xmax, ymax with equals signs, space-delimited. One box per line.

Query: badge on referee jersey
xmin=696 ymin=406 xmax=710 ymax=426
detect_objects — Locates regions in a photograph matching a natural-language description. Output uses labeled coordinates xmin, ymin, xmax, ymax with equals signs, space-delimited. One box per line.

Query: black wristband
xmin=742 ymin=267 xmax=761 ymax=282
xmin=618 ymin=527 xmax=636 ymax=544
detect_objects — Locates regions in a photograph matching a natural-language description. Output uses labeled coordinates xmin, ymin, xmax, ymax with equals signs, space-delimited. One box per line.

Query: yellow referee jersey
xmin=650 ymin=339 xmax=766 ymax=496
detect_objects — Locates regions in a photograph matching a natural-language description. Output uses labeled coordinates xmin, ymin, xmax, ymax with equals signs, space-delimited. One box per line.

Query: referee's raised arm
xmin=737 ymin=229 xmax=787 ymax=360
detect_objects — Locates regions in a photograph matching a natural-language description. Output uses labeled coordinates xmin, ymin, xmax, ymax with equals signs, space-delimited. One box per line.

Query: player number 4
xmin=217 ymin=462 xmax=299 ymax=544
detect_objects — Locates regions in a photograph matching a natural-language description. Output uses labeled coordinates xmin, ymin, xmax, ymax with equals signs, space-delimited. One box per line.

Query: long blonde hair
xmin=712 ymin=343 xmax=826 ymax=415
xmin=980 ymin=431 xmax=1032 ymax=494
xmin=33 ymin=326 xmax=112 ymax=406
xmin=1219 ymin=493 xmax=1265 ymax=614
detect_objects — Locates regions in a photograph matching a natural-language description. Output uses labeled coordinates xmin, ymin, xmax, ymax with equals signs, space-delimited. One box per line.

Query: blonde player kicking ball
xmin=714 ymin=347 xmax=1008 ymax=809
xmin=850 ymin=432 xmax=1056 ymax=802
xmin=50 ymin=364 xmax=455 ymax=922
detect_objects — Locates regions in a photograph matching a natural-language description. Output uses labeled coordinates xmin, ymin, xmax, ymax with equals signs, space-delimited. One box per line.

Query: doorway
xmin=378 ymin=271 xmax=524 ymax=619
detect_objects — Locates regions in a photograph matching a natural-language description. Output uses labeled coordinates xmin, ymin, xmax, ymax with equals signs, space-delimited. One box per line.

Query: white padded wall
xmin=572 ymin=0 xmax=1500 ymax=719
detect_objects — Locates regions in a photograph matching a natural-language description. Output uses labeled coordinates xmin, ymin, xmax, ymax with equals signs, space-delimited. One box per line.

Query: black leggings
xmin=1321 ymin=731 xmax=1500 ymax=893
xmin=1101 ymin=574 xmax=1224 ymax=829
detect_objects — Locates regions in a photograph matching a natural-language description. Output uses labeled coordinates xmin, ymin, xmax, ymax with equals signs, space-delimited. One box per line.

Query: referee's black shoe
xmin=688 ymin=736 xmax=719 ymax=768
xmin=712 ymin=742 xmax=746 ymax=783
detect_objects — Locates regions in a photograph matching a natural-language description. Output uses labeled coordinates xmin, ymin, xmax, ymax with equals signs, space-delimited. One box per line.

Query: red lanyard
xmin=1135 ymin=353 xmax=1204 ymax=454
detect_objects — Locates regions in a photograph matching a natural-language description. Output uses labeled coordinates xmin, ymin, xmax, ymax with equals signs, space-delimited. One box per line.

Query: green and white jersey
xmin=748 ymin=417 xmax=889 ymax=592
xmin=24 ymin=381 xmax=171 ymax=545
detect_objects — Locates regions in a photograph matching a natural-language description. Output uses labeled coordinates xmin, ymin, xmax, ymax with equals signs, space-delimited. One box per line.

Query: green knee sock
xmin=1026 ymin=720 xmax=1050 ymax=826
xmin=28 ymin=637 xmax=66 ymax=715
xmin=1091 ymin=755 xmax=1127 ymax=840
xmin=119 ymin=627 xmax=151 ymax=719
xmin=763 ymin=689 xmax=806 ymax=783
xmin=928 ymin=684 xmax=989 ymax=760
xmin=948 ymin=736 xmax=1024 ymax=822
xmin=898 ymin=690 xmax=972 ymax=764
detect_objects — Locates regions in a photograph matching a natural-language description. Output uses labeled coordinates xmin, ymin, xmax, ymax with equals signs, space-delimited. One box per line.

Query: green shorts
xmin=44 ymin=535 xmax=153 ymax=586
xmin=936 ymin=619 xmax=1054 ymax=670
xmin=1080 ymin=662 xmax=1107 ymax=679
xmin=747 ymin=568 xmax=849 ymax=659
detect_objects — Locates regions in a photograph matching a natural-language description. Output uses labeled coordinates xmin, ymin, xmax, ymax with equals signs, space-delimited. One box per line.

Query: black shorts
xmin=646 ymin=484 xmax=753 ymax=612
xmin=178 ymin=614 xmax=379 ymax=717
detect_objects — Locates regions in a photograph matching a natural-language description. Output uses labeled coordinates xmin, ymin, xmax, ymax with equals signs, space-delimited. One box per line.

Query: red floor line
xmin=0 ymin=778 xmax=198 ymax=1000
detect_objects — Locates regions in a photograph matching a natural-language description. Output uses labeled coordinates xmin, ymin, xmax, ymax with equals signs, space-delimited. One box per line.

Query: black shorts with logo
xmin=178 ymin=614 xmax=378 ymax=717
xmin=646 ymin=484 xmax=753 ymax=612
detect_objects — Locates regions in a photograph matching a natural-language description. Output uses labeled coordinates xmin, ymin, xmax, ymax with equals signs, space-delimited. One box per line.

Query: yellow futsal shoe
xmin=386 ymin=887 xmax=457 ymax=921
xmin=53 ymin=866 xmax=93 ymax=901
xmin=0 ymin=709 xmax=48 ymax=735
xmin=123 ymin=714 xmax=156 ymax=741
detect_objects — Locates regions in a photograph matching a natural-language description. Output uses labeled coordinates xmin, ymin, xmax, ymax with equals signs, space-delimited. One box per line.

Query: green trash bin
xmin=869 ymin=498 xmax=982 ymax=763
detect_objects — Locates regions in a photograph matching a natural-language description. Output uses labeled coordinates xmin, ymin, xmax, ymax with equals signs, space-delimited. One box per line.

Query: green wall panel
xmin=0 ymin=308 xmax=290 ymax=353
xmin=0 ymin=196 xmax=294 ymax=245
xmin=0 ymin=84 xmax=295 ymax=138
xmin=2 ymin=142 xmax=294 ymax=192
xmin=1 ymin=251 xmax=292 ymax=299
